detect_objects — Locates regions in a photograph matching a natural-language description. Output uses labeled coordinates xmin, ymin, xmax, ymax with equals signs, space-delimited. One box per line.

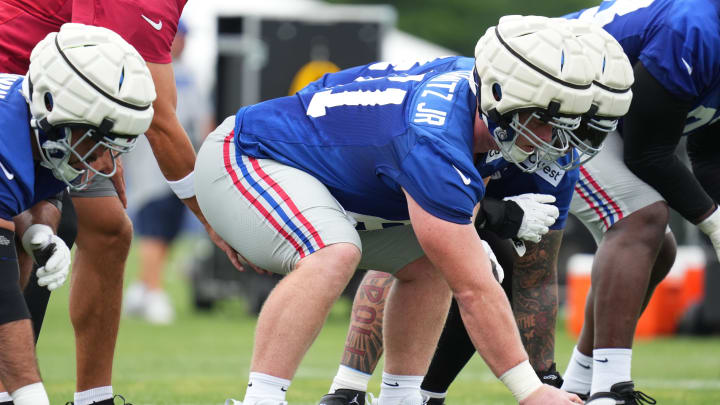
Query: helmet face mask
xmin=558 ymin=117 xmax=612 ymax=170
xmin=474 ymin=15 xmax=596 ymax=172
xmin=34 ymin=124 xmax=139 ymax=190
xmin=491 ymin=110 xmax=578 ymax=172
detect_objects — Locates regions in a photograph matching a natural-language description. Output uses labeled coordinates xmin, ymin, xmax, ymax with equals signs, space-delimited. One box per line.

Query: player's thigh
xmin=71 ymin=180 xmax=131 ymax=248
xmin=195 ymin=116 xmax=361 ymax=274
xmin=358 ymin=225 xmax=426 ymax=275
xmin=570 ymin=131 xmax=665 ymax=244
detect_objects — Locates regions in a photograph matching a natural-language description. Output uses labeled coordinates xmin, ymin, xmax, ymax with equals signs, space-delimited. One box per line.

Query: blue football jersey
xmin=0 ymin=74 xmax=66 ymax=220
xmin=235 ymin=57 xmax=487 ymax=224
xmin=565 ymin=0 xmax=720 ymax=135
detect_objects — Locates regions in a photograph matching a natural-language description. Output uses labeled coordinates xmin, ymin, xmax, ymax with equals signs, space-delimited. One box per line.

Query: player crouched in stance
xmin=0 ymin=23 xmax=154 ymax=405
xmin=317 ymin=17 xmax=634 ymax=405
xmin=196 ymin=15 xmax=594 ymax=405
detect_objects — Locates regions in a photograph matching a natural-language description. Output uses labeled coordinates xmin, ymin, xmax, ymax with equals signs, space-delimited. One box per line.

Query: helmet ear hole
xmin=492 ymin=83 xmax=502 ymax=101
xmin=44 ymin=92 xmax=54 ymax=111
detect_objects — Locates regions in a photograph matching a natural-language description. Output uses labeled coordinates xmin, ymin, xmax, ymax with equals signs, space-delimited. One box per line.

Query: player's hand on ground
xmin=504 ymin=193 xmax=559 ymax=243
xmin=520 ymin=385 xmax=583 ymax=405
xmin=22 ymin=224 xmax=71 ymax=291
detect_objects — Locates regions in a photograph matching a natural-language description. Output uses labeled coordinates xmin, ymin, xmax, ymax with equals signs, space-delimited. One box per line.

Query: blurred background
xmin=40 ymin=0 xmax=719 ymax=403
xmin=131 ymin=0 xmax=720 ymax=336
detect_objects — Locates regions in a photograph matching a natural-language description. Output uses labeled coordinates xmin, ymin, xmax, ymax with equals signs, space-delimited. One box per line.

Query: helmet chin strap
xmin=482 ymin=112 xmax=536 ymax=167
xmin=505 ymin=143 xmax=533 ymax=162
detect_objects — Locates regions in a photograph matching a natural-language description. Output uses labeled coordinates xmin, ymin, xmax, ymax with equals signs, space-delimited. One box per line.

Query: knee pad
xmin=0 ymin=228 xmax=30 ymax=324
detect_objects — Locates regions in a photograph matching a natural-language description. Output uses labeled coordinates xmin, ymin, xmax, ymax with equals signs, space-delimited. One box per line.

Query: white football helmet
xmin=557 ymin=19 xmax=634 ymax=170
xmin=22 ymin=23 xmax=156 ymax=189
xmin=474 ymin=15 xmax=596 ymax=172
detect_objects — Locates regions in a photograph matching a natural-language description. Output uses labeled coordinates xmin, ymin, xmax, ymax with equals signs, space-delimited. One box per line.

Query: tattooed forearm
xmin=512 ymin=230 xmax=563 ymax=372
xmin=341 ymin=270 xmax=394 ymax=374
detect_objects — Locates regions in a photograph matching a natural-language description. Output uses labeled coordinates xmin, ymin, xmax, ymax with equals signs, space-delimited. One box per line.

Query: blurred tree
xmin=326 ymin=0 xmax=599 ymax=55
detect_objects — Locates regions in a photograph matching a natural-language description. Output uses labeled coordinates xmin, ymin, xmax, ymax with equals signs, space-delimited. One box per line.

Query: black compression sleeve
xmin=0 ymin=228 xmax=31 ymax=325
xmin=623 ymin=62 xmax=715 ymax=222
xmin=687 ymin=122 xmax=720 ymax=206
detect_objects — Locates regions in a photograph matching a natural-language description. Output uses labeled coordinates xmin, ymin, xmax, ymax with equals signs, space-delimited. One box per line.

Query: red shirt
xmin=0 ymin=0 xmax=185 ymax=74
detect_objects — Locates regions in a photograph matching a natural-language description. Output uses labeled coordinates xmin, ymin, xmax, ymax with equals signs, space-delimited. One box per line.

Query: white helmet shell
xmin=25 ymin=23 xmax=156 ymax=136
xmin=561 ymin=19 xmax=634 ymax=120
xmin=475 ymin=15 xmax=595 ymax=120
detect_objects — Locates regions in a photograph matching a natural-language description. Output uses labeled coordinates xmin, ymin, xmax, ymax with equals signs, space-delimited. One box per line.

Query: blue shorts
xmin=134 ymin=193 xmax=187 ymax=242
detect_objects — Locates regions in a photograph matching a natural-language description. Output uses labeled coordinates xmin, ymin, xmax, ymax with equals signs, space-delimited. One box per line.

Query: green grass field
xmin=36 ymin=237 xmax=720 ymax=404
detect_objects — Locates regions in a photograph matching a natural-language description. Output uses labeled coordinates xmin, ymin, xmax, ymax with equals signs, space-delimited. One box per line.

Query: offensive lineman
xmin=195 ymin=15 xmax=594 ymax=405
xmin=562 ymin=0 xmax=720 ymax=403
xmin=0 ymin=23 xmax=154 ymax=405
xmin=0 ymin=1 xmax=243 ymax=403
xmin=317 ymin=19 xmax=635 ymax=405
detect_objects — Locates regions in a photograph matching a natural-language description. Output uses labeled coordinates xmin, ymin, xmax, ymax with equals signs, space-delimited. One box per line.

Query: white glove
xmin=699 ymin=207 xmax=720 ymax=262
xmin=21 ymin=224 xmax=71 ymax=291
xmin=503 ymin=194 xmax=560 ymax=243
xmin=481 ymin=239 xmax=505 ymax=283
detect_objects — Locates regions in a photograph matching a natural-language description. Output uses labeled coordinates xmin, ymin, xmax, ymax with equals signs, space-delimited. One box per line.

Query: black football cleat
xmin=537 ymin=362 xmax=564 ymax=389
xmin=318 ymin=389 xmax=366 ymax=405
xmin=586 ymin=381 xmax=656 ymax=405
xmin=65 ymin=394 xmax=133 ymax=405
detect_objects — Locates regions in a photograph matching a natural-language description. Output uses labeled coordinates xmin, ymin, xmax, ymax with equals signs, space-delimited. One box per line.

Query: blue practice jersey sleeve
xmin=0 ymin=74 xmax=65 ymax=219
xmin=395 ymin=132 xmax=484 ymax=224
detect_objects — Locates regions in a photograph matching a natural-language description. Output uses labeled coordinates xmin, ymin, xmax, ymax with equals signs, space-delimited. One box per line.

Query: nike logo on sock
xmin=383 ymin=381 xmax=400 ymax=387
xmin=281 ymin=387 xmax=288 ymax=392
xmin=576 ymin=360 xmax=591 ymax=369
xmin=248 ymin=382 xmax=253 ymax=387
xmin=595 ymin=358 xmax=609 ymax=363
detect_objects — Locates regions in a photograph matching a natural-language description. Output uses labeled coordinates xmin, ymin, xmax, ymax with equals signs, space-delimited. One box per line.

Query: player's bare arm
xmin=406 ymin=191 xmax=580 ymax=404
xmin=144 ymin=62 xmax=195 ymax=181
xmin=144 ymin=62 xmax=250 ymax=272
xmin=513 ymin=229 xmax=563 ymax=371
xmin=405 ymin=189 xmax=527 ymax=376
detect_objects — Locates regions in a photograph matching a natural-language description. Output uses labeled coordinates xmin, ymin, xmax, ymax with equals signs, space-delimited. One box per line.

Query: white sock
xmin=243 ymin=372 xmax=290 ymax=404
xmin=591 ymin=348 xmax=632 ymax=394
xmin=561 ymin=346 xmax=593 ymax=395
xmin=420 ymin=389 xmax=447 ymax=400
xmin=378 ymin=372 xmax=424 ymax=405
xmin=74 ymin=386 xmax=113 ymax=405
xmin=0 ymin=392 xmax=12 ymax=402
xmin=329 ymin=365 xmax=372 ymax=393
xmin=10 ymin=383 xmax=49 ymax=405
